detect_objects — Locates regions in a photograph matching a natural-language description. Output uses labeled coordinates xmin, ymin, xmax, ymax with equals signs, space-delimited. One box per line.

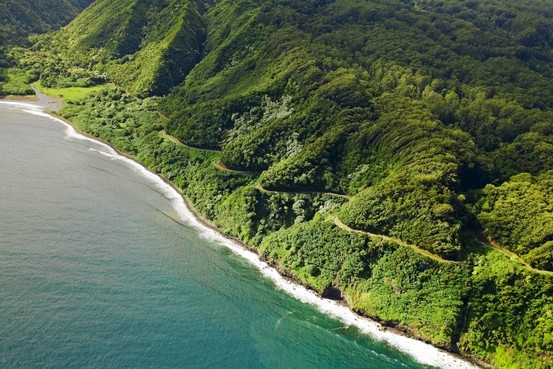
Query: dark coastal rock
xmin=321 ymin=285 xmax=343 ymax=300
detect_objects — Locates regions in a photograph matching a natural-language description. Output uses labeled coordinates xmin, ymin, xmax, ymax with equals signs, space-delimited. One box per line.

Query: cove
xmin=0 ymin=101 xmax=478 ymax=369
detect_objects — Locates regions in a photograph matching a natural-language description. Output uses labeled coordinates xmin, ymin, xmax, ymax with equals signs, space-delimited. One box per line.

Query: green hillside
xmin=0 ymin=0 xmax=93 ymax=94
xmin=10 ymin=0 xmax=553 ymax=368
xmin=32 ymin=0 xmax=208 ymax=96
xmin=0 ymin=0 xmax=92 ymax=44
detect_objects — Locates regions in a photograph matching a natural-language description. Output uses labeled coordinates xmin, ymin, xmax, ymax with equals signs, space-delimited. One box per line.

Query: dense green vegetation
xmin=6 ymin=0 xmax=553 ymax=368
xmin=260 ymin=218 xmax=469 ymax=347
xmin=0 ymin=0 xmax=93 ymax=95
xmin=477 ymin=172 xmax=553 ymax=271
xmin=461 ymin=249 xmax=553 ymax=368
xmin=23 ymin=0 xmax=208 ymax=96
xmin=0 ymin=0 xmax=91 ymax=47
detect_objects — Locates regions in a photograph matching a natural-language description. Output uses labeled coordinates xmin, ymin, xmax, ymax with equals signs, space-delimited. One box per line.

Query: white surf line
xmin=0 ymin=101 xmax=116 ymax=151
xmin=0 ymin=101 xmax=43 ymax=111
xmin=186 ymin=228 xmax=481 ymax=369
xmin=5 ymin=101 xmax=481 ymax=369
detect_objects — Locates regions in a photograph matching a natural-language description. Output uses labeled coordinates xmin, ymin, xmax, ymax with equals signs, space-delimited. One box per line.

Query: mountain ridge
xmin=6 ymin=1 xmax=553 ymax=368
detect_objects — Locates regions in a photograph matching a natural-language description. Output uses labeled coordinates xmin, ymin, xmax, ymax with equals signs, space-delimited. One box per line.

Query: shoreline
xmin=0 ymin=96 xmax=485 ymax=369
xmin=0 ymin=94 xmax=38 ymax=101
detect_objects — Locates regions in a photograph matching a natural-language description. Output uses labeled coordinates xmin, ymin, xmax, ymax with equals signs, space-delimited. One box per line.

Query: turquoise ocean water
xmin=0 ymin=103 xmax=471 ymax=369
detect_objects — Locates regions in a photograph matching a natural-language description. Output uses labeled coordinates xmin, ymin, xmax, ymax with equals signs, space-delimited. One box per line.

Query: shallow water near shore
xmin=0 ymin=102 xmax=478 ymax=369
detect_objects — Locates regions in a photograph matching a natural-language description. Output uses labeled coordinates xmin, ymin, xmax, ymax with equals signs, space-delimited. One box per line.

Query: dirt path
xmin=472 ymin=233 xmax=553 ymax=276
xmin=155 ymin=110 xmax=170 ymax=121
xmin=159 ymin=130 xmax=222 ymax=152
xmin=160 ymin=129 xmax=352 ymax=197
xmin=214 ymin=160 xmax=259 ymax=174
xmin=159 ymin=125 xmax=553 ymax=274
xmin=332 ymin=216 xmax=456 ymax=264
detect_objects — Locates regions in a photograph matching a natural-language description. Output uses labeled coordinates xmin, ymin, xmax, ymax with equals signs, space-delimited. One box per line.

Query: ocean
xmin=0 ymin=101 xmax=479 ymax=369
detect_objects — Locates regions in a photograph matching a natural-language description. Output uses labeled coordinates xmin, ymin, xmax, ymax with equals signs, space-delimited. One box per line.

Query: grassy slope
xmin=15 ymin=0 xmax=553 ymax=368
xmin=34 ymin=81 xmax=107 ymax=101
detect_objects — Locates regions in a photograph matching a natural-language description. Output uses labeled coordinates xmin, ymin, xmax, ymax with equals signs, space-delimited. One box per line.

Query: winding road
xmin=472 ymin=233 xmax=553 ymax=276
xmin=160 ymin=130 xmax=221 ymax=152
xmin=332 ymin=216 xmax=456 ymax=264
xmin=160 ymin=127 xmax=553 ymax=275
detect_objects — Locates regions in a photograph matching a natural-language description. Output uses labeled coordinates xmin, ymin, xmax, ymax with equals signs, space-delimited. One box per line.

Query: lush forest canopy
xmin=0 ymin=0 xmax=93 ymax=94
xmin=0 ymin=0 xmax=92 ymax=48
xmin=5 ymin=0 xmax=553 ymax=368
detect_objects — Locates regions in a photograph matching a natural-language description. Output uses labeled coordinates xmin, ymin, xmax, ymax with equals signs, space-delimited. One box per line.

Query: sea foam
xmin=0 ymin=101 xmax=43 ymax=111
xmin=7 ymin=101 xmax=481 ymax=369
